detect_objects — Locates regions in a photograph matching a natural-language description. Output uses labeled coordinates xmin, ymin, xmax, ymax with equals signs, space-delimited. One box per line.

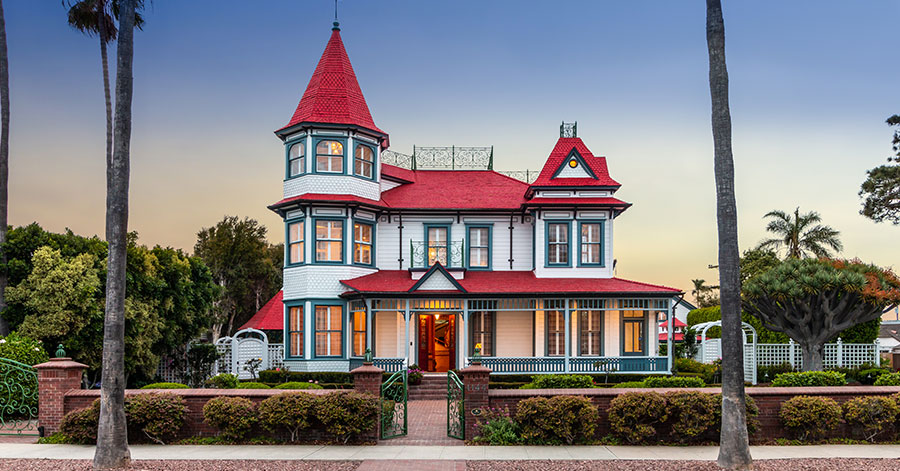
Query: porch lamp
xmin=364 ymin=348 xmax=373 ymax=364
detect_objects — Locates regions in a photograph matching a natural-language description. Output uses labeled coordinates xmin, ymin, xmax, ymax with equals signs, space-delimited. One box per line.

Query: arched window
xmin=288 ymin=142 xmax=304 ymax=177
xmin=316 ymin=140 xmax=344 ymax=173
xmin=354 ymin=145 xmax=374 ymax=178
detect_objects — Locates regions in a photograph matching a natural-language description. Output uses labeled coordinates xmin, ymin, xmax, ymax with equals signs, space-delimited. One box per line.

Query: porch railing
xmin=468 ymin=356 xmax=669 ymax=374
xmin=349 ymin=357 xmax=406 ymax=373
xmin=409 ymin=240 xmax=465 ymax=268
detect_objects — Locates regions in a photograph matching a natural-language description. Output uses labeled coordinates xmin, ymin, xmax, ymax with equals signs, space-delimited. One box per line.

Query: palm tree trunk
xmin=0 ymin=0 xmax=10 ymax=337
xmin=99 ymin=12 xmax=112 ymax=170
xmin=706 ymin=1 xmax=752 ymax=469
xmin=93 ymin=0 xmax=135 ymax=468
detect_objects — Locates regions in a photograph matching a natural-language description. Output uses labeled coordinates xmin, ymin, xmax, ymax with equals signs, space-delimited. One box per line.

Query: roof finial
xmin=560 ymin=121 xmax=577 ymax=138
xmin=333 ymin=0 xmax=340 ymax=31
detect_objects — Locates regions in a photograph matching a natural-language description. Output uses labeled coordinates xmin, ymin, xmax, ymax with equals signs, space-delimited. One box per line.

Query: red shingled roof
xmin=528 ymin=137 xmax=621 ymax=193
xmin=381 ymin=171 xmax=528 ymax=210
xmin=278 ymin=26 xmax=385 ymax=139
xmin=340 ymin=271 xmax=680 ymax=295
xmin=239 ymin=291 xmax=283 ymax=331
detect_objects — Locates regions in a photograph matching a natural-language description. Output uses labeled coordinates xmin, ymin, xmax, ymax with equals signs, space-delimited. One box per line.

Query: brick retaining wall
xmin=487 ymin=386 xmax=900 ymax=440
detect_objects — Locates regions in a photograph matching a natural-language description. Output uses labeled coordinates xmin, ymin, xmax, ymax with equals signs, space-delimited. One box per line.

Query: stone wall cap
xmin=488 ymin=385 xmax=900 ymax=397
xmin=350 ymin=365 xmax=384 ymax=374
xmin=459 ymin=365 xmax=492 ymax=374
xmin=34 ymin=358 xmax=88 ymax=369
xmin=65 ymin=388 xmax=341 ymax=398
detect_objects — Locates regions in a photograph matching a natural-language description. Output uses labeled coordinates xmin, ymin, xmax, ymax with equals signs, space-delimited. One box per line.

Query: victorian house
xmin=258 ymin=22 xmax=683 ymax=375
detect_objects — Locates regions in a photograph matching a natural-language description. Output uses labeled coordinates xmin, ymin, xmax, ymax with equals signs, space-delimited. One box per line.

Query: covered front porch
xmin=353 ymin=297 xmax=676 ymax=375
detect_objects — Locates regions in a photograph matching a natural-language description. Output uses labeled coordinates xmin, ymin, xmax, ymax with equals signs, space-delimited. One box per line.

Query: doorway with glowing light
xmin=417 ymin=313 xmax=457 ymax=372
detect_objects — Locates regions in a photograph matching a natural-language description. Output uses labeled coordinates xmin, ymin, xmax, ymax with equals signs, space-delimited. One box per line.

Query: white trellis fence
xmin=158 ymin=331 xmax=285 ymax=383
xmin=697 ymin=337 xmax=881 ymax=374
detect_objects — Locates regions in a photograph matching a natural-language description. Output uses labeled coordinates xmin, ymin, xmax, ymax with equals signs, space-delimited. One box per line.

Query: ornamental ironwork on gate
xmin=447 ymin=370 xmax=464 ymax=440
xmin=380 ymin=369 xmax=407 ymax=439
xmin=0 ymin=358 xmax=40 ymax=436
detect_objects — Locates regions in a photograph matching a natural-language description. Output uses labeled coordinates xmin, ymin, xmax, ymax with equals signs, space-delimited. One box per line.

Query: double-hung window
xmin=546 ymin=310 xmax=565 ymax=356
xmin=315 ymin=305 xmax=343 ymax=357
xmin=288 ymin=220 xmax=304 ymax=264
xmin=580 ymin=222 xmax=603 ymax=266
xmin=353 ymin=222 xmax=373 ymax=265
xmin=288 ymin=141 xmax=305 ymax=177
xmin=579 ymin=310 xmax=603 ymax=356
xmin=622 ymin=310 xmax=646 ymax=356
xmin=315 ymin=220 xmax=343 ymax=262
xmin=427 ymin=226 xmax=448 ymax=266
xmin=288 ymin=305 xmax=304 ymax=357
xmin=354 ymin=145 xmax=374 ymax=179
xmin=350 ymin=302 xmax=366 ymax=357
xmin=467 ymin=226 xmax=490 ymax=269
xmin=470 ymin=311 xmax=494 ymax=356
xmin=547 ymin=222 xmax=570 ymax=266
xmin=316 ymin=140 xmax=344 ymax=173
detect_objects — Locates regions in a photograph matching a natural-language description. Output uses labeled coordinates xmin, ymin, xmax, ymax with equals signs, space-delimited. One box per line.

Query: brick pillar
xmin=34 ymin=357 xmax=87 ymax=435
xmin=351 ymin=363 xmax=384 ymax=440
xmin=459 ymin=363 xmax=491 ymax=441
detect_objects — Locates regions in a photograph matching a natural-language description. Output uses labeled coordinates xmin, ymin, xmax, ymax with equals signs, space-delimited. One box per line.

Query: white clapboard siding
xmin=495 ymin=311 xmax=533 ymax=357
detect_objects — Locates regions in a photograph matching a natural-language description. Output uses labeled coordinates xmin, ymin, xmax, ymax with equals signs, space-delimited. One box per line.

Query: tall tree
xmin=0 ymin=0 xmax=11 ymax=336
xmin=757 ymin=207 xmax=842 ymax=259
xmin=94 ymin=0 xmax=135 ymax=467
xmin=705 ymin=1 xmax=752 ymax=468
xmin=859 ymin=115 xmax=900 ymax=224
xmin=691 ymin=278 xmax=719 ymax=308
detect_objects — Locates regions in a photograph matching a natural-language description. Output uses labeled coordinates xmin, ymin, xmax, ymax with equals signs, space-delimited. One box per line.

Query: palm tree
xmin=0 ymin=0 xmax=9 ymax=337
xmin=706 ymin=0 xmax=752 ymax=469
xmin=93 ymin=0 xmax=135 ymax=468
xmin=757 ymin=207 xmax=842 ymax=259
xmin=691 ymin=278 xmax=719 ymax=308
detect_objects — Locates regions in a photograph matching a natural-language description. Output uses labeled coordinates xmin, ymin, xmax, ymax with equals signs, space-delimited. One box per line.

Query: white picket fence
xmin=699 ymin=338 xmax=881 ymax=370
xmin=157 ymin=329 xmax=285 ymax=383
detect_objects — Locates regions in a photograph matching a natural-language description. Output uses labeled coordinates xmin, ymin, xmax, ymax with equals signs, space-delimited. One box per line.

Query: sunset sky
xmin=5 ymin=1 xmax=899 ymax=301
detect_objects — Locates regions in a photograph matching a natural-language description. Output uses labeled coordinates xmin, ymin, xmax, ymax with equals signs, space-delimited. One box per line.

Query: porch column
xmin=460 ymin=301 xmax=469 ymax=368
xmin=564 ymin=298 xmax=571 ymax=373
xmin=404 ymin=301 xmax=411 ymax=367
xmin=667 ymin=297 xmax=675 ymax=373
xmin=365 ymin=299 xmax=373 ymax=354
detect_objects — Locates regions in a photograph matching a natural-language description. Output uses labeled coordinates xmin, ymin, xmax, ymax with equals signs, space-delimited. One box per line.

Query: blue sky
xmin=5 ymin=1 xmax=899 ymax=297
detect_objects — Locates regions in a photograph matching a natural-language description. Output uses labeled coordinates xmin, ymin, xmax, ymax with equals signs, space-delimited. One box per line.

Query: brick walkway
xmin=379 ymin=400 xmax=464 ymax=446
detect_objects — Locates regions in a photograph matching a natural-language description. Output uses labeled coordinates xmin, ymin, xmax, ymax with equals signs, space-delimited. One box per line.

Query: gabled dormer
xmin=275 ymin=22 xmax=388 ymax=202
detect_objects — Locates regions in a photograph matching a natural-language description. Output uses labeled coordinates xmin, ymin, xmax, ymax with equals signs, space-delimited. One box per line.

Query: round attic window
xmin=568 ymin=159 xmax=578 ymax=168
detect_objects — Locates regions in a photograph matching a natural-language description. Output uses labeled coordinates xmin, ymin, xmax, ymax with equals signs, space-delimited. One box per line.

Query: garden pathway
xmin=378 ymin=399 xmax=463 ymax=446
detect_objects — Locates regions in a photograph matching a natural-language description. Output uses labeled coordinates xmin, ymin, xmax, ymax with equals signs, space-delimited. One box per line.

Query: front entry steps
xmin=408 ymin=373 xmax=446 ymax=400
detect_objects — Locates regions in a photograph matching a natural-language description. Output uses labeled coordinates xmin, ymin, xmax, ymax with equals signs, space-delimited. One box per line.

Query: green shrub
xmin=205 ymin=373 xmax=239 ymax=389
xmin=140 ymin=382 xmax=189 ymax=389
xmin=258 ymin=392 xmax=317 ymax=442
xmin=125 ymin=393 xmax=187 ymax=444
xmin=514 ymin=395 xmax=598 ymax=445
xmin=874 ymin=372 xmax=900 ymax=386
xmin=203 ymin=396 xmax=258 ymax=440
xmin=236 ymin=382 xmax=271 ymax=389
xmin=258 ymin=370 xmax=352 ymax=384
xmin=673 ymin=358 xmax=718 ymax=383
xmin=757 ymin=363 xmax=795 ymax=384
xmin=842 ymin=396 xmax=900 ymax=442
xmin=0 ymin=332 xmax=49 ymax=366
xmin=276 ymin=382 xmax=323 ymax=390
xmin=472 ymin=406 xmax=520 ymax=445
xmin=643 ymin=376 xmax=706 ymax=388
xmin=666 ymin=391 xmax=718 ymax=441
xmin=608 ymin=392 xmax=668 ymax=444
xmin=771 ymin=371 xmax=847 ymax=387
xmin=314 ymin=392 xmax=379 ymax=444
xmin=59 ymin=400 xmax=100 ymax=444
xmin=779 ymin=395 xmax=842 ymax=441
xmin=855 ymin=368 xmax=891 ymax=385
xmin=520 ymin=374 xmax=594 ymax=389
xmin=615 ymin=381 xmax=647 ymax=388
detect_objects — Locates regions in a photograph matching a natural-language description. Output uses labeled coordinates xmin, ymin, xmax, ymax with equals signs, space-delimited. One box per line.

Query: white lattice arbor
xmin=231 ymin=328 xmax=269 ymax=380
xmin=693 ymin=320 xmax=758 ymax=385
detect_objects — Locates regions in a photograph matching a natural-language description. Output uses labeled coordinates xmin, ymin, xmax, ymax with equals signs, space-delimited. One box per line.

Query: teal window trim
xmin=621 ymin=310 xmax=648 ymax=357
xmin=544 ymin=220 xmax=572 ymax=267
xmin=312 ymin=300 xmax=346 ymax=359
xmin=285 ymin=216 xmax=306 ymax=267
xmin=284 ymin=300 xmax=305 ymax=359
xmin=312 ymin=137 xmax=347 ymax=175
xmin=349 ymin=303 xmax=367 ymax=358
xmin=544 ymin=309 xmax=566 ymax=357
xmin=577 ymin=310 xmax=604 ymax=357
xmin=352 ymin=142 xmax=377 ymax=181
xmin=468 ymin=310 xmax=496 ymax=356
xmin=313 ymin=217 xmax=345 ymax=264
xmin=465 ymin=224 xmax=492 ymax=271
xmin=351 ymin=219 xmax=376 ymax=267
xmin=424 ymin=223 xmax=451 ymax=267
xmin=577 ymin=220 xmax=605 ymax=267
xmin=284 ymin=135 xmax=307 ymax=180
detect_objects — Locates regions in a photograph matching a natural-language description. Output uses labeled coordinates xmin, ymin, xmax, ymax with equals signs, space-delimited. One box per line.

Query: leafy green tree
xmin=859 ymin=114 xmax=900 ymax=224
xmin=739 ymin=248 xmax=779 ymax=284
xmin=757 ymin=208 xmax=842 ymax=259
xmin=743 ymin=258 xmax=900 ymax=371
xmin=194 ymin=216 xmax=281 ymax=338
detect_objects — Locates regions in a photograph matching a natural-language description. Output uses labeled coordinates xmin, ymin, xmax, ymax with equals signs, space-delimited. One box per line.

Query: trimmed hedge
xmin=515 ymin=395 xmax=598 ymax=445
xmin=609 ymin=392 xmax=668 ymax=443
xmin=258 ymin=392 xmax=317 ymax=442
xmin=315 ymin=392 xmax=379 ymax=444
xmin=258 ymin=370 xmax=352 ymax=384
xmin=141 ymin=382 xmax=189 ymax=389
xmin=520 ymin=374 xmax=594 ymax=389
xmin=780 ymin=395 xmax=841 ymax=441
xmin=203 ymin=396 xmax=257 ymax=440
xmin=276 ymin=382 xmax=324 ymax=390
xmin=59 ymin=400 xmax=100 ymax=444
xmin=205 ymin=373 xmax=239 ymax=389
xmin=666 ymin=391 xmax=718 ymax=441
xmin=842 ymin=396 xmax=900 ymax=442
xmin=236 ymin=382 xmax=271 ymax=389
xmin=874 ymin=372 xmax=900 ymax=386
xmin=643 ymin=376 xmax=706 ymax=388
xmin=124 ymin=393 xmax=187 ymax=444
xmin=771 ymin=371 xmax=846 ymax=387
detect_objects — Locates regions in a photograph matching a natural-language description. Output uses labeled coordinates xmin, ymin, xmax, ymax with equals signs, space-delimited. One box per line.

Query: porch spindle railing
xmin=467 ymin=356 xmax=668 ymax=374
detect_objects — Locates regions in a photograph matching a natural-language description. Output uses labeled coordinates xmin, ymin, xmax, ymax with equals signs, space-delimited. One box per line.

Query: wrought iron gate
xmin=380 ymin=370 xmax=407 ymax=439
xmin=0 ymin=358 xmax=40 ymax=436
xmin=447 ymin=370 xmax=464 ymax=439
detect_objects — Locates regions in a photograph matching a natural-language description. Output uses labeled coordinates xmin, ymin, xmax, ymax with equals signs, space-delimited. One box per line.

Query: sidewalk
xmin=1 ymin=444 xmax=899 ymax=461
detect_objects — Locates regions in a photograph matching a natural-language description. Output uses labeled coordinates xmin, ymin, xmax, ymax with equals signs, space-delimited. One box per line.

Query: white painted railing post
xmin=874 ymin=339 xmax=881 ymax=367
xmin=788 ymin=339 xmax=796 ymax=369
xmin=836 ymin=337 xmax=843 ymax=368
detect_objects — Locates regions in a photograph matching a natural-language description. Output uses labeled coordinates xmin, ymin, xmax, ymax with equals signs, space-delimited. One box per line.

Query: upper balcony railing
xmin=410 ymin=240 xmax=465 ymax=269
xmin=381 ymin=147 xmax=538 ymax=183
